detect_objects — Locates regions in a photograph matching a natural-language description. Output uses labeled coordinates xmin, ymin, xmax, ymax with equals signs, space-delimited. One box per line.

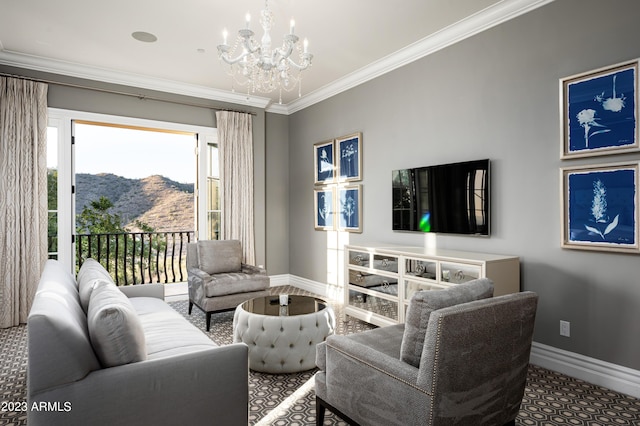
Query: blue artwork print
xmin=568 ymin=168 xmax=636 ymax=245
xmin=316 ymin=191 xmax=333 ymax=227
xmin=339 ymin=188 xmax=359 ymax=229
xmin=567 ymin=66 xmax=636 ymax=152
xmin=316 ymin=144 xmax=334 ymax=182
xmin=339 ymin=137 xmax=359 ymax=179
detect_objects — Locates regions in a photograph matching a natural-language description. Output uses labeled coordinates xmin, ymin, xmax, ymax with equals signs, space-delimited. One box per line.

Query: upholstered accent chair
xmin=315 ymin=279 xmax=538 ymax=426
xmin=187 ymin=240 xmax=270 ymax=331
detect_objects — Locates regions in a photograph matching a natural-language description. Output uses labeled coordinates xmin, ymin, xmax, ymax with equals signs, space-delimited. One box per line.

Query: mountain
xmin=75 ymin=173 xmax=195 ymax=233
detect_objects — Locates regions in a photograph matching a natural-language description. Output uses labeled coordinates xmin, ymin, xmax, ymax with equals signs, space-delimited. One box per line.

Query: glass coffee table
xmin=233 ymin=295 xmax=335 ymax=373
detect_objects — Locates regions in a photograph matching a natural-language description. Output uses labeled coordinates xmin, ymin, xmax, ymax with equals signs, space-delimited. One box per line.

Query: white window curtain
xmin=216 ymin=111 xmax=255 ymax=265
xmin=0 ymin=76 xmax=48 ymax=328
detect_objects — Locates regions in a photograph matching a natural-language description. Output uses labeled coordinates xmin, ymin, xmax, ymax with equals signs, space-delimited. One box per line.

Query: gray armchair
xmin=187 ymin=240 xmax=270 ymax=331
xmin=315 ymin=279 xmax=538 ymax=426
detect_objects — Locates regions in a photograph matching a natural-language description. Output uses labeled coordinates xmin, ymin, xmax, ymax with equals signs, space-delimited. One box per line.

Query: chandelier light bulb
xmin=217 ymin=1 xmax=313 ymax=102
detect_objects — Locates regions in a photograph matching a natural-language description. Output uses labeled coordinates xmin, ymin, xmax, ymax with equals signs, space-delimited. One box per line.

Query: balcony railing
xmin=76 ymin=231 xmax=195 ymax=285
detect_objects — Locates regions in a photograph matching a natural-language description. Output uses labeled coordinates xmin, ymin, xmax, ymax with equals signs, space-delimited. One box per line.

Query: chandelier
xmin=217 ymin=0 xmax=313 ymax=103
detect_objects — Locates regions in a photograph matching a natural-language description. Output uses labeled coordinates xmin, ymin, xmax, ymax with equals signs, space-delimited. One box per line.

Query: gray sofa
xmin=315 ymin=279 xmax=538 ymax=425
xmin=27 ymin=259 xmax=249 ymax=426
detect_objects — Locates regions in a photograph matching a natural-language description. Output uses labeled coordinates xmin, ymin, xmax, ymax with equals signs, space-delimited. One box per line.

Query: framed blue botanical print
xmin=336 ymin=132 xmax=362 ymax=182
xmin=314 ymin=187 xmax=335 ymax=230
xmin=314 ymin=140 xmax=335 ymax=184
xmin=561 ymin=162 xmax=639 ymax=253
xmin=561 ymin=59 xmax=639 ymax=159
xmin=338 ymin=184 xmax=362 ymax=233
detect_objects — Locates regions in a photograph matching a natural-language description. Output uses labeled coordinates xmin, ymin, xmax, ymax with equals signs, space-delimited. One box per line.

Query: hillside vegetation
xmin=75 ymin=173 xmax=194 ymax=232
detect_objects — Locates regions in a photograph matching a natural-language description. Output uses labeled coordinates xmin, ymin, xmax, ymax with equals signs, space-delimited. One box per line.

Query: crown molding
xmin=0 ymin=0 xmax=555 ymax=115
xmin=285 ymin=0 xmax=556 ymax=114
xmin=0 ymin=50 xmax=272 ymax=109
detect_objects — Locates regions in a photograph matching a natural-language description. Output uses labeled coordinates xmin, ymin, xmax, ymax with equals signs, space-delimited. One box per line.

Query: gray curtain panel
xmin=0 ymin=76 xmax=48 ymax=328
xmin=216 ymin=111 xmax=255 ymax=265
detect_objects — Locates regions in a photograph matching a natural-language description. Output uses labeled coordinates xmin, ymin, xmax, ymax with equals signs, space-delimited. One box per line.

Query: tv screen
xmin=392 ymin=159 xmax=490 ymax=236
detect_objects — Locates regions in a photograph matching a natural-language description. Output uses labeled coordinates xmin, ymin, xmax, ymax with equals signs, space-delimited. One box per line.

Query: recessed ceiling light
xmin=132 ymin=31 xmax=157 ymax=43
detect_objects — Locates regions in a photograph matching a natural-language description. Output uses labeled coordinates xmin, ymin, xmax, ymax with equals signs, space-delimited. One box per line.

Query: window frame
xmin=47 ymin=108 xmax=218 ymax=274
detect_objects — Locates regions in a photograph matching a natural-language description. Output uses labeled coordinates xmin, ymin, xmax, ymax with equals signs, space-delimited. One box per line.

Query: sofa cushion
xmin=400 ymin=278 xmax=494 ymax=368
xmin=197 ymin=240 xmax=242 ymax=274
xmin=129 ymin=297 xmax=218 ymax=359
xmin=87 ymin=280 xmax=147 ymax=367
xmin=77 ymin=258 xmax=115 ymax=313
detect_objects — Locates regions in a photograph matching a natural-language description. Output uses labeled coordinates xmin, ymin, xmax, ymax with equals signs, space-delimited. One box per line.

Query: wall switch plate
xmin=560 ymin=320 xmax=571 ymax=337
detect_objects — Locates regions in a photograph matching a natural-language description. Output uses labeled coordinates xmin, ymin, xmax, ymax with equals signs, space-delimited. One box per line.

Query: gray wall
xmin=288 ymin=0 xmax=640 ymax=370
xmin=265 ymin=112 xmax=290 ymax=274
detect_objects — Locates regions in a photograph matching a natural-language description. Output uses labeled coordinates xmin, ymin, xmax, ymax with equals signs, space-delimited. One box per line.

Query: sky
xmin=72 ymin=123 xmax=196 ymax=184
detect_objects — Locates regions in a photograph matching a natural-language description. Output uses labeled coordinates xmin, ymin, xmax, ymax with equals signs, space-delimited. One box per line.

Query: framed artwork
xmin=338 ymin=184 xmax=362 ymax=233
xmin=561 ymin=59 xmax=639 ymax=159
xmin=314 ymin=187 xmax=335 ymax=230
xmin=314 ymin=140 xmax=335 ymax=184
xmin=561 ymin=161 xmax=639 ymax=253
xmin=336 ymin=132 xmax=362 ymax=182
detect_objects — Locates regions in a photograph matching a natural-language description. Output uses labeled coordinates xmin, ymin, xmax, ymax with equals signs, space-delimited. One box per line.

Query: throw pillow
xmin=77 ymin=258 xmax=115 ymax=313
xmin=87 ymin=280 xmax=147 ymax=368
xmin=400 ymin=278 xmax=494 ymax=368
xmin=197 ymin=240 xmax=242 ymax=274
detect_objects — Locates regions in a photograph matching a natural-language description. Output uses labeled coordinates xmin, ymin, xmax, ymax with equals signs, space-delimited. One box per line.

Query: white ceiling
xmin=0 ymin=0 xmax=552 ymax=114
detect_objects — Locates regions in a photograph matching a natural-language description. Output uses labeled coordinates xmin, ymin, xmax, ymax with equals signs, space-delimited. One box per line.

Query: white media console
xmin=344 ymin=243 xmax=520 ymax=327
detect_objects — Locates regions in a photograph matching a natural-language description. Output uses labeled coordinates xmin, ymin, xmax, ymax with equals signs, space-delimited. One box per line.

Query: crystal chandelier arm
xmin=218 ymin=29 xmax=261 ymax=65
xmin=287 ymin=53 xmax=313 ymax=71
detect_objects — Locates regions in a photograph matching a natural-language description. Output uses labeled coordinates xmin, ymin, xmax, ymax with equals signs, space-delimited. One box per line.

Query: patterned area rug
xmin=2 ymin=285 xmax=640 ymax=425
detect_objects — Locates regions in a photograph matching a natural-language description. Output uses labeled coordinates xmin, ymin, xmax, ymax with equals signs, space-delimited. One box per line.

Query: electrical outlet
xmin=560 ymin=320 xmax=571 ymax=337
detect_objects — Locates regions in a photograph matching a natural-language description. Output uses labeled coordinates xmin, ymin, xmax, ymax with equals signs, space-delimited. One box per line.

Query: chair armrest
xmin=241 ymin=263 xmax=266 ymax=275
xmin=322 ymin=335 xmax=430 ymax=425
xmin=118 ymin=283 xmax=164 ymax=300
xmin=188 ymin=267 xmax=211 ymax=280
xmin=325 ymin=335 xmax=422 ymax=391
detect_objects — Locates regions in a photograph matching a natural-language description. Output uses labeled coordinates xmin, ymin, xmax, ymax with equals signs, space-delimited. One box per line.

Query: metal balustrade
xmin=76 ymin=231 xmax=195 ymax=285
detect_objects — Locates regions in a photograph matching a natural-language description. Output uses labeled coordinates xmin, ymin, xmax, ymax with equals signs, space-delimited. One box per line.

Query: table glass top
xmin=240 ymin=295 xmax=327 ymax=317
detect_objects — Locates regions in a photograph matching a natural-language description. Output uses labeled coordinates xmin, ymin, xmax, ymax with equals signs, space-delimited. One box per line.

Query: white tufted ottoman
xmin=232 ymin=295 xmax=335 ymax=373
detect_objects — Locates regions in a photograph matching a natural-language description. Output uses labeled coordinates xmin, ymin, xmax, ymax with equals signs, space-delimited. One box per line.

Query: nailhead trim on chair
xmin=428 ymin=315 xmax=444 ymax=426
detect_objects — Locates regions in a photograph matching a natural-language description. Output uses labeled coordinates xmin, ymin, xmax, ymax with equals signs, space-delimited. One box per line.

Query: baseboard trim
xmin=269 ymin=274 xmax=291 ymax=288
xmin=270 ymin=274 xmax=342 ymax=301
xmin=278 ymin=274 xmax=640 ymax=399
xmin=530 ymin=342 xmax=640 ymax=398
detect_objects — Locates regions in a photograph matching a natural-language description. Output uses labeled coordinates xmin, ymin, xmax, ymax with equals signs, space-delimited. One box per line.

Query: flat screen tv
xmin=392 ymin=159 xmax=490 ymax=236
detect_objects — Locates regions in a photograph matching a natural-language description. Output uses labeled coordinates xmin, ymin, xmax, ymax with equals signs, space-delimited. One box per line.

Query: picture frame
xmin=337 ymin=184 xmax=362 ymax=233
xmin=336 ymin=132 xmax=362 ymax=182
xmin=561 ymin=161 xmax=639 ymax=253
xmin=314 ymin=140 xmax=335 ymax=184
xmin=561 ymin=59 xmax=639 ymax=159
xmin=314 ymin=187 xmax=336 ymax=231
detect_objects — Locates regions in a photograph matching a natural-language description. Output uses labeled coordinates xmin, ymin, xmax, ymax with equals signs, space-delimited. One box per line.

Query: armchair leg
xmin=316 ymin=396 xmax=325 ymax=426
xmin=315 ymin=396 xmax=360 ymax=426
xmin=206 ymin=312 xmax=212 ymax=332
xmin=188 ymin=301 xmax=193 ymax=315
